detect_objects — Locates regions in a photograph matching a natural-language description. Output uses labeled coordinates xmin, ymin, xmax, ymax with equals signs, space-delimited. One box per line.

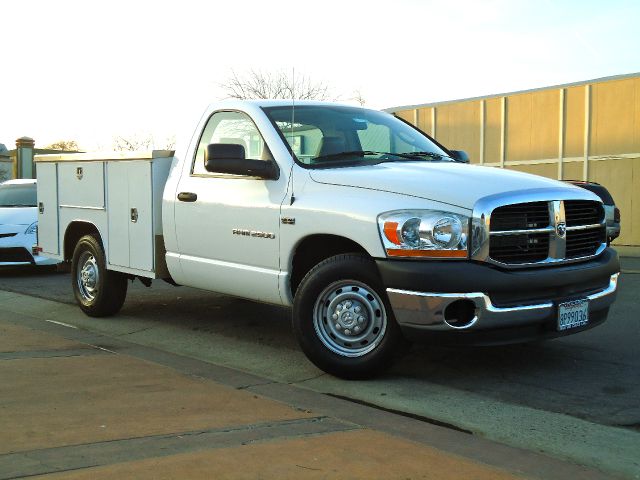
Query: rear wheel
xmin=293 ymin=254 xmax=405 ymax=379
xmin=71 ymin=234 xmax=127 ymax=317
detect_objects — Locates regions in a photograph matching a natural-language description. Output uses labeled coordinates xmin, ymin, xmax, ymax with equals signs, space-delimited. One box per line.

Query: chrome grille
xmin=564 ymin=200 xmax=604 ymax=226
xmin=490 ymin=202 xmax=549 ymax=231
xmin=566 ymin=227 xmax=606 ymax=258
xmin=482 ymin=199 xmax=606 ymax=266
xmin=490 ymin=232 xmax=549 ymax=264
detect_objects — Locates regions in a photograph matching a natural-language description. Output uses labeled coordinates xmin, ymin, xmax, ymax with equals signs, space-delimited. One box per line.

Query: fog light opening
xmin=443 ymin=299 xmax=477 ymax=329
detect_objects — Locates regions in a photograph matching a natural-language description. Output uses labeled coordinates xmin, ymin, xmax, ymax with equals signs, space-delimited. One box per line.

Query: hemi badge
xmin=281 ymin=217 xmax=295 ymax=225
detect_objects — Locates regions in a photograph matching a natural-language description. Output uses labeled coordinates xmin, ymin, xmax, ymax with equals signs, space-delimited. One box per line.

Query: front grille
xmin=486 ymin=200 xmax=605 ymax=266
xmin=490 ymin=233 xmax=550 ymax=264
xmin=564 ymin=200 xmax=604 ymax=226
xmin=490 ymin=202 xmax=549 ymax=231
xmin=0 ymin=233 xmax=18 ymax=239
xmin=566 ymin=227 xmax=606 ymax=258
xmin=0 ymin=247 xmax=34 ymax=263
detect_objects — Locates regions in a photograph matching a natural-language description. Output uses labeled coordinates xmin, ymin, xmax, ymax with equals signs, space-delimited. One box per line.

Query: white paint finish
xmin=172 ymin=173 xmax=285 ymax=304
xmin=58 ymin=207 xmax=108 ymax=260
xmin=58 ymin=162 xmax=105 ymax=209
xmin=106 ymin=263 xmax=163 ymax=278
xmin=36 ymin=100 xmax=615 ymax=308
xmin=151 ymin=158 xmax=173 ymax=236
xmin=128 ymin=161 xmax=153 ymax=271
xmin=35 ymin=150 xmax=174 ymax=163
xmin=36 ymin=162 xmax=59 ymax=255
xmin=308 ymin=161 xmax=572 ymax=210
xmin=106 ymin=162 xmax=130 ymax=267
xmin=166 ymin=101 xmax=294 ymax=303
xmin=106 ymin=159 xmax=170 ymax=272
xmin=277 ymin=170 xmax=471 ymax=305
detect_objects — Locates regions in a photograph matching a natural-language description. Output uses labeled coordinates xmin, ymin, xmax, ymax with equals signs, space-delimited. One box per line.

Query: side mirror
xmin=449 ymin=150 xmax=470 ymax=163
xmin=204 ymin=143 xmax=278 ymax=179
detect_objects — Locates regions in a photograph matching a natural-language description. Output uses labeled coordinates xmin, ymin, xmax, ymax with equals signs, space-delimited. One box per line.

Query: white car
xmin=0 ymin=179 xmax=57 ymax=266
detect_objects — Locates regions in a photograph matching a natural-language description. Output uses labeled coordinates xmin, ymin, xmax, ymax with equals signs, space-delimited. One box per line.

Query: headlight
xmin=24 ymin=222 xmax=38 ymax=235
xmin=378 ymin=210 xmax=469 ymax=258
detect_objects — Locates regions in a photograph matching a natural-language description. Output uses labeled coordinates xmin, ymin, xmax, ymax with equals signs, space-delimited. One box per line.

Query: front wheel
xmin=293 ymin=254 xmax=405 ymax=379
xmin=72 ymin=234 xmax=128 ymax=317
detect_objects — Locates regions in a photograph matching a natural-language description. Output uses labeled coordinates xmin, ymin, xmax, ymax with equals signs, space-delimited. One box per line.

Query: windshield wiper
xmin=312 ymin=150 xmax=385 ymax=162
xmin=395 ymin=151 xmax=447 ymax=160
xmin=311 ymin=150 xmax=451 ymax=166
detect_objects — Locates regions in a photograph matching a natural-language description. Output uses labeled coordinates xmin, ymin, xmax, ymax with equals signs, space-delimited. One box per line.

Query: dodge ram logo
xmin=556 ymin=222 xmax=567 ymax=238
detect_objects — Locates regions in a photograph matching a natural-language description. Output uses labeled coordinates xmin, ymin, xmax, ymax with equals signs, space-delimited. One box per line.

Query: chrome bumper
xmin=387 ymin=273 xmax=619 ymax=331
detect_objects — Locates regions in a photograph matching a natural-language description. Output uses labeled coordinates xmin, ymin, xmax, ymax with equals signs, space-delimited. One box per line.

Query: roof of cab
xmin=209 ymin=99 xmax=361 ymax=109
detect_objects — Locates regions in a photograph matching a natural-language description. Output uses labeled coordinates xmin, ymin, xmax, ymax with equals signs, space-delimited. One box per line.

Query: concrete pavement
xmin=0 ymin=298 xmax=618 ymax=479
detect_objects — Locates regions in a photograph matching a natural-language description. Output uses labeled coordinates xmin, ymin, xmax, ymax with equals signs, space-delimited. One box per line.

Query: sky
xmin=1 ymin=0 xmax=638 ymax=151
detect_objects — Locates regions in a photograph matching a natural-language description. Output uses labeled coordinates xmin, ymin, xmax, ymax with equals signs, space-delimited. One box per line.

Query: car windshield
xmin=262 ymin=105 xmax=449 ymax=168
xmin=0 ymin=183 xmax=37 ymax=207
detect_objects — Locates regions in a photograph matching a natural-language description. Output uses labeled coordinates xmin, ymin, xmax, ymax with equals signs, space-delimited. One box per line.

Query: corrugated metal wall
xmin=390 ymin=74 xmax=640 ymax=248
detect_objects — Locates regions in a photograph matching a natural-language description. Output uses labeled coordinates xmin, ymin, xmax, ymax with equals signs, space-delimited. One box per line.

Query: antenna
xmin=289 ymin=66 xmax=296 ymax=205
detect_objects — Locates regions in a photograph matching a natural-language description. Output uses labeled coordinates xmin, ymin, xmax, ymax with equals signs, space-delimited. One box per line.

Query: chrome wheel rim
xmin=77 ymin=252 xmax=99 ymax=302
xmin=313 ymin=280 xmax=387 ymax=357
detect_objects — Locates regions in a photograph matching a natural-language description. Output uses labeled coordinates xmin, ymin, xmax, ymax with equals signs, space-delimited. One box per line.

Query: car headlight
xmin=24 ymin=222 xmax=38 ymax=235
xmin=378 ymin=210 xmax=469 ymax=258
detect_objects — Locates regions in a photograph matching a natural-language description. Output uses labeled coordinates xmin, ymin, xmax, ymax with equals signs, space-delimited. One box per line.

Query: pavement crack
xmin=116 ymin=326 xmax=153 ymax=337
xmin=289 ymin=372 xmax=327 ymax=385
xmin=296 ymin=464 xmax=322 ymax=471
xmin=235 ymin=380 xmax=276 ymax=390
xmin=324 ymin=393 xmax=474 ymax=435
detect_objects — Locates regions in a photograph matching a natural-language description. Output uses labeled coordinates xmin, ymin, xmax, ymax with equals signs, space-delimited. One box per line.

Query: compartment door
xmin=59 ymin=162 xmax=104 ymax=208
xmin=36 ymin=162 xmax=59 ymax=255
xmin=127 ymin=161 xmax=153 ymax=271
xmin=107 ymin=162 xmax=130 ymax=267
xmin=107 ymin=161 xmax=153 ymax=271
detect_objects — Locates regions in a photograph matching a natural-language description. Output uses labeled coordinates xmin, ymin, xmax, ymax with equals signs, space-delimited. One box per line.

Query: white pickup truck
xmin=35 ymin=100 xmax=620 ymax=378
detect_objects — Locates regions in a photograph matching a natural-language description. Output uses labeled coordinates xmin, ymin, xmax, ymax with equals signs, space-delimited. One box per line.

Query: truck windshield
xmin=0 ymin=183 xmax=37 ymax=207
xmin=262 ymin=105 xmax=449 ymax=168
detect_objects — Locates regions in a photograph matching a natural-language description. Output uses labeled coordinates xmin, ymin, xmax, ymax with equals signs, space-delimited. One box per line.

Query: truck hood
xmin=309 ymin=162 xmax=578 ymax=209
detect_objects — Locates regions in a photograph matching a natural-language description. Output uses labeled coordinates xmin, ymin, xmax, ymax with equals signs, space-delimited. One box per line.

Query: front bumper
xmin=0 ymin=230 xmax=57 ymax=267
xmin=377 ymin=248 xmax=620 ymax=345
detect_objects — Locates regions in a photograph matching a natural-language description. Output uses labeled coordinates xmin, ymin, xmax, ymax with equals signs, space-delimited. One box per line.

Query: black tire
xmin=293 ymin=253 xmax=405 ymax=379
xmin=71 ymin=234 xmax=128 ymax=317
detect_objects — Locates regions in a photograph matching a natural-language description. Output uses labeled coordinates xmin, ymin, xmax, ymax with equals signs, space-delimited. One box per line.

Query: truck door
xmin=173 ymin=110 xmax=287 ymax=304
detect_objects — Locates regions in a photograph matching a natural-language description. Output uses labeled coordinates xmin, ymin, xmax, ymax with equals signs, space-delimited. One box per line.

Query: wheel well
xmin=64 ymin=222 xmax=101 ymax=261
xmin=290 ymin=235 xmax=369 ymax=297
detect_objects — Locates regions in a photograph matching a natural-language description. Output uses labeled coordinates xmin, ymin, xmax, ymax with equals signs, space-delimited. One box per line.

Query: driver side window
xmin=193 ymin=111 xmax=271 ymax=175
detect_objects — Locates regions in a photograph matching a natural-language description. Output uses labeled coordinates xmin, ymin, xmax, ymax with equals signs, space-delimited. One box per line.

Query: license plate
xmin=557 ymin=299 xmax=589 ymax=331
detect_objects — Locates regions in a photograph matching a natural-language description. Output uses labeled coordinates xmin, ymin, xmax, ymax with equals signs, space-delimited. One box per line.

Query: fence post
xmin=15 ymin=137 xmax=35 ymax=179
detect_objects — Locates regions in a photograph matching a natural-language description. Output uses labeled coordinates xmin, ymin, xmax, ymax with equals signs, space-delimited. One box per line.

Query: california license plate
xmin=557 ymin=299 xmax=589 ymax=331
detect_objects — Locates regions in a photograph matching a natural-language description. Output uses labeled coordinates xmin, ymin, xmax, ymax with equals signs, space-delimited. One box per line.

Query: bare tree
xmin=112 ymin=135 xmax=153 ymax=151
xmin=112 ymin=134 xmax=176 ymax=152
xmin=220 ymin=69 xmax=333 ymax=100
xmin=162 ymin=135 xmax=176 ymax=151
xmin=350 ymin=89 xmax=366 ymax=106
xmin=44 ymin=140 xmax=79 ymax=151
